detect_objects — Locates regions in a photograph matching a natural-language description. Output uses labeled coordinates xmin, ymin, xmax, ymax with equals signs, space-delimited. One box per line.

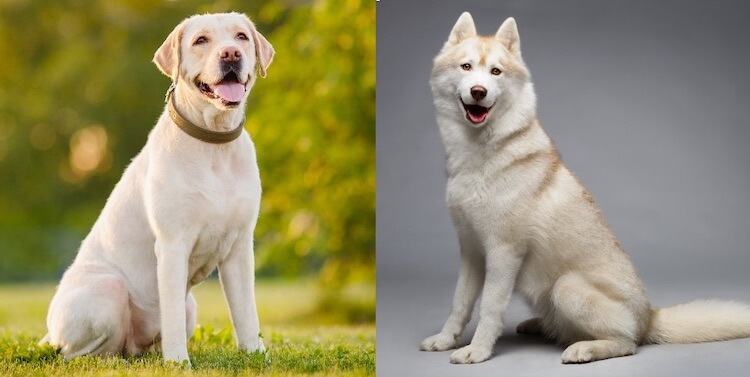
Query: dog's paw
xmin=241 ymin=338 xmax=266 ymax=354
xmin=419 ymin=333 xmax=458 ymax=351
xmin=561 ymin=342 xmax=594 ymax=364
xmin=163 ymin=356 xmax=192 ymax=369
xmin=255 ymin=338 xmax=266 ymax=353
xmin=163 ymin=345 xmax=191 ymax=367
xmin=449 ymin=344 xmax=492 ymax=364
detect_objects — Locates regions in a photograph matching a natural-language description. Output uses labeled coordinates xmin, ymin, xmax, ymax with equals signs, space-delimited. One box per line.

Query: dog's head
xmin=153 ymin=12 xmax=275 ymax=109
xmin=431 ymin=12 xmax=530 ymax=128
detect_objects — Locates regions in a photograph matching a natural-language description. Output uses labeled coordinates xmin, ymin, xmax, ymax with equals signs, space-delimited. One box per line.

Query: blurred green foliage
xmin=0 ymin=0 xmax=374 ymax=318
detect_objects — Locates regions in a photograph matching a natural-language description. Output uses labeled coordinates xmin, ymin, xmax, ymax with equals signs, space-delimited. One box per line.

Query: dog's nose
xmin=220 ymin=46 xmax=242 ymax=63
xmin=470 ymin=86 xmax=487 ymax=101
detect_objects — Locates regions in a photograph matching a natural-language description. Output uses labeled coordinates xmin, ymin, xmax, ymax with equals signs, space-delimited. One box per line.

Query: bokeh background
xmin=0 ymin=0 xmax=374 ymax=324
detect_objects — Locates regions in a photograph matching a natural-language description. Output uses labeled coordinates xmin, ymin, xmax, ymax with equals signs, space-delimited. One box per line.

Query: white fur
xmin=420 ymin=12 xmax=750 ymax=365
xmin=41 ymin=13 xmax=274 ymax=366
xmin=647 ymin=300 xmax=750 ymax=344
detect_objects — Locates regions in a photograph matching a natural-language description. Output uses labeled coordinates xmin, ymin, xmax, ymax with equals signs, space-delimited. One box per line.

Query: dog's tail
xmin=644 ymin=300 xmax=750 ymax=344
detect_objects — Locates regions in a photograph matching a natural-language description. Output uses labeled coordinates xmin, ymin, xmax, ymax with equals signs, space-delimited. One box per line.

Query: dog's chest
xmin=194 ymin=155 xmax=258 ymax=222
xmin=185 ymin=153 xmax=260 ymax=284
xmin=446 ymin=164 xmax=523 ymax=222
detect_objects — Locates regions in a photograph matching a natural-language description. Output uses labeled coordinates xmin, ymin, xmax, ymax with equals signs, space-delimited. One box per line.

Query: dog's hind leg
xmin=551 ymin=273 xmax=639 ymax=363
xmin=46 ymin=272 xmax=131 ymax=359
xmin=516 ymin=317 xmax=544 ymax=335
xmin=561 ymin=339 xmax=636 ymax=364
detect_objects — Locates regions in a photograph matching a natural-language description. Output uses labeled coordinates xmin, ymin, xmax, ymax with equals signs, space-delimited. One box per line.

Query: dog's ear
xmin=239 ymin=14 xmax=275 ymax=78
xmin=495 ymin=17 xmax=521 ymax=54
xmin=153 ymin=19 xmax=187 ymax=80
xmin=447 ymin=12 xmax=477 ymax=46
xmin=251 ymin=28 xmax=275 ymax=78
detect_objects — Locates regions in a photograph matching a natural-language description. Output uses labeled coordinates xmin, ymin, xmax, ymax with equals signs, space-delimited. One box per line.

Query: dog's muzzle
xmin=195 ymin=61 xmax=247 ymax=106
xmin=220 ymin=61 xmax=243 ymax=77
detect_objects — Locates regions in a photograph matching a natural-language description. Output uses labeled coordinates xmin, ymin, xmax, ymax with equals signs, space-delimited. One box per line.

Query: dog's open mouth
xmin=461 ymin=101 xmax=490 ymax=124
xmin=196 ymin=71 xmax=246 ymax=106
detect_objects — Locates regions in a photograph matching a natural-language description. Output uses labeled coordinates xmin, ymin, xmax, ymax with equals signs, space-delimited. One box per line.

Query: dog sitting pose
xmin=420 ymin=12 xmax=750 ymax=364
xmin=41 ymin=13 xmax=274 ymax=366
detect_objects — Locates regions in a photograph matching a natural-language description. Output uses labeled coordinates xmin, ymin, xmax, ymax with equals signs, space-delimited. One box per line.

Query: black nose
xmin=471 ymin=86 xmax=487 ymax=101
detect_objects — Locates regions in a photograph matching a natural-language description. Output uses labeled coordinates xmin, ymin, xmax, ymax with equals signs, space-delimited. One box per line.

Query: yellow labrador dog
xmin=40 ymin=13 xmax=274 ymax=366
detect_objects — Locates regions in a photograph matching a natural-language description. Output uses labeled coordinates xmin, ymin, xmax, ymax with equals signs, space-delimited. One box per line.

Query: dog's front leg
xmin=156 ymin=238 xmax=192 ymax=365
xmin=218 ymin=229 xmax=264 ymax=353
xmin=420 ymin=239 xmax=484 ymax=352
xmin=450 ymin=245 xmax=523 ymax=364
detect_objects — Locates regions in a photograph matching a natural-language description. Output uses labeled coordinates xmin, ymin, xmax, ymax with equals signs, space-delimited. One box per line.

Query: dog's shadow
xmin=492 ymin=332 xmax=560 ymax=357
xmin=452 ymin=325 xmax=561 ymax=360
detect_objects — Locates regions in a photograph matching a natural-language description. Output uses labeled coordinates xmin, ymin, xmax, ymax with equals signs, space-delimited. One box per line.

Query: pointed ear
xmin=251 ymin=27 xmax=274 ymax=78
xmin=447 ymin=12 xmax=477 ymax=45
xmin=153 ymin=19 xmax=187 ymax=80
xmin=495 ymin=17 xmax=521 ymax=54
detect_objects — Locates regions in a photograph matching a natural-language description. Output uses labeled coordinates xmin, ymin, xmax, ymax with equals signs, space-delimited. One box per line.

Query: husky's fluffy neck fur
xmin=435 ymin=82 xmax=551 ymax=179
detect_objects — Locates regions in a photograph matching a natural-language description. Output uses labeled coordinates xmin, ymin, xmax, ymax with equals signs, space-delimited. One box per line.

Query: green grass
xmin=0 ymin=280 xmax=375 ymax=376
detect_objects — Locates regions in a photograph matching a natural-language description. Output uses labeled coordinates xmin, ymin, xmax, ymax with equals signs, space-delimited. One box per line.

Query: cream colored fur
xmin=40 ymin=13 xmax=274 ymax=366
xmin=419 ymin=12 xmax=750 ymax=364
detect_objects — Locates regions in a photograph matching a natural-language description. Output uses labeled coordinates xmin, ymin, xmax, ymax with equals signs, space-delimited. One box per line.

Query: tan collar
xmin=165 ymin=86 xmax=244 ymax=144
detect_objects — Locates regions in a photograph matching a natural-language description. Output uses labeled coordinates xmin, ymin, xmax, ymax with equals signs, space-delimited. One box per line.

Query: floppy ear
xmin=153 ymin=19 xmax=187 ymax=80
xmin=446 ymin=12 xmax=477 ymax=46
xmin=251 ymin=28 xmax=274 ymax=78
xmin=495 ymin=17 xmax=521 ymax=54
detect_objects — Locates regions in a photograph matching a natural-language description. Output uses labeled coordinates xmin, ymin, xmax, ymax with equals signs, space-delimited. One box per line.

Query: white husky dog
xmin=420 ymin=12 xmax=750 ymax=364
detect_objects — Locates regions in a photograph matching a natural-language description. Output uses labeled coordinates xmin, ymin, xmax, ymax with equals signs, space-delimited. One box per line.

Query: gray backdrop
xmin=376 ymin=1 xmax=750 ymax=376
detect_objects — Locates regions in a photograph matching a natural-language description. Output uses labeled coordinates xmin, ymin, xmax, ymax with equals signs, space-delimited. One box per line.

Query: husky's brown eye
xmin=491 ymin=68 xmax=502 ymax=75
xmin=461 ymin=63 xmax=472 ymax=71
xmin=236 ymin=32 xmax=249 ymax=41
xmin=194 ymin=36 xmax=208 ymax=45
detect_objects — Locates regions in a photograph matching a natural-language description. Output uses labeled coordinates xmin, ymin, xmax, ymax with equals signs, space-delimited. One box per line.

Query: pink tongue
xmin=214 ymin=82 xmax=245 ymax=102
xmin=468 ymin=110 xmax=488 ymax=124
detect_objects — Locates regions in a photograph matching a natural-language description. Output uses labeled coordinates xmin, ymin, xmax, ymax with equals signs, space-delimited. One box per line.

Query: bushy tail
xmin=645 ymin=300 xmax=750 ymax=344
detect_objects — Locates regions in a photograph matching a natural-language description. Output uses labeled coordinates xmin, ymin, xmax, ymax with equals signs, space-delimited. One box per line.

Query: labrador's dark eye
xmin=236 ymin=32 xmax=249 ymax=41
xmin=491 ymin=68 xmax=502 ymax=76
xmin=461 ymin=63 xmax=472 ymax=71
xmin=194 ymin=36 xmax=208 ymax=45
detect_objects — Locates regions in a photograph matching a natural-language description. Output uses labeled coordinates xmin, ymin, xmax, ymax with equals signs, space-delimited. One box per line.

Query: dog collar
xmin=165 ymin=84 xmax=244 ymax=144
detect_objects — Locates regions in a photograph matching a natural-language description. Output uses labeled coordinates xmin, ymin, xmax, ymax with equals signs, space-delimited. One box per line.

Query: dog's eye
xmin=460 ymin=63 xmax=472 ymax=71
xmin=491 ymin=68 xmax=502 ymax=76
xmin=236 ymin=32 xmax=249 ymax=41
xmin=194 ymin=36 xmax=208 ymax=45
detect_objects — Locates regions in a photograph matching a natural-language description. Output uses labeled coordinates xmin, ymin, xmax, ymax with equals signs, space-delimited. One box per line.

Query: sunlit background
xmin=0 ymin=0 xmax=374 ymax=325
